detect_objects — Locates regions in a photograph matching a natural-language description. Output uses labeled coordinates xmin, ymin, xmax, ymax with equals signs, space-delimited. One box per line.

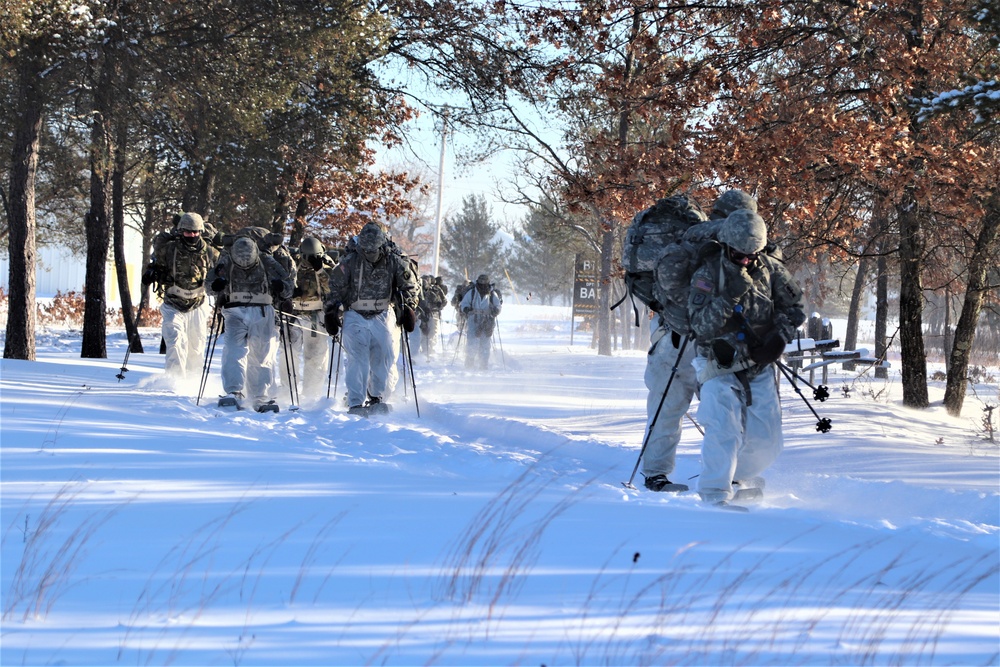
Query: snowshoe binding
xmin=218 ymin=393 xmax=243 ymax=410
xmin=643 ymin=474 xmax=689 ymax=493
xmin=255 ymin=400 xmax=279 ymax=414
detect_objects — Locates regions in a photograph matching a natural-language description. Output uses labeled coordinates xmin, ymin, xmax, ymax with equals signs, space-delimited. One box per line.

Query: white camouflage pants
xmin=160 ymin=300 xmax=210 ymax=385
xmin=694 ymin=360 xmax=783 ymax=503
xmin=221 ymin=304 xmax=278 ymax=407
xmin=342 ymin=309 xmax=395 ymax=408
xmin=420 ymin=313 xmax=440 ymax=357
xmin=642 ymin=329 xmax=698 ymax=479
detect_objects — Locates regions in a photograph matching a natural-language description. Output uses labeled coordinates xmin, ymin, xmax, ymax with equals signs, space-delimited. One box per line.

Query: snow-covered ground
xmin=1 ymin=305 xmax=997 ymax=666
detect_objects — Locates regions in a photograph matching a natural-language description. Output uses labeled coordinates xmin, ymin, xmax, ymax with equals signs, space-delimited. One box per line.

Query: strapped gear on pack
xmin=231 ymin=237 xmax=259 ymax=269
xmin=617 ymin=194 xmax=707 ymax=324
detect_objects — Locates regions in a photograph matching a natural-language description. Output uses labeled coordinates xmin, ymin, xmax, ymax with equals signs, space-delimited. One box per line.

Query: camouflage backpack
xmin=618 ymin=195 xmax=707 ymax=324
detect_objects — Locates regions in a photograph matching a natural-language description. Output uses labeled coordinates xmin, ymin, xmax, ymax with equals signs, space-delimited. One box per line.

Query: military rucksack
xmin=618 ymin=195 xmax=707 ymax=323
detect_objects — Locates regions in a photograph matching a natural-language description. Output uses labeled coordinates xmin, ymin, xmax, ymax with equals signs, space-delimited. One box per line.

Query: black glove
xmin=324 ymin=310 xmax=341 ymax=337
xmin=462 ymin=306 xmax=471 ymax=314
xmin=279 ymin=299 xmax=294 ymax=314
xmin=141 ymin=267 xmax=158 ymax=286
xmin=211 ymin=277 xmax=228 ymax=292
xmin=293 ymin=286 xmax=303 ymax=297
xmin=270 ymin=278 xmax=284 ymax=296
xmin=308 ymin=255 xmax=324 ymax=271
xmin=400 ymin=306 xmax=417 ymax=333
xmin=750 ymin=329 xmax=787 ymax=367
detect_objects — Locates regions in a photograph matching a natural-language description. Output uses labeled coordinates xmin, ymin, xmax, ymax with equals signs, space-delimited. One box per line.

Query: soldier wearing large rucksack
xmin=322 ymin=222 xmax=420 ymax=416
xmin=417 ymin=275 xmax=448 ymax=359
xmin=459 ymin=274 xmax=503 ymax=370
xmin=687 ymin=209 xmax=805 ymax=508
xmin=142 ymin=212 xmax=216 ymax=388
xmin=211 ymin=235 xmax=294 ymax=412
xmin=627 ymin=190 xmax=759 ymax=493
xmin=281 ymin=237 xmax=337 ymax=402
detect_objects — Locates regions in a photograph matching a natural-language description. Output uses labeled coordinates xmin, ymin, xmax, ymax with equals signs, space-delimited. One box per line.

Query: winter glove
xmin=749 ymin=328 xmax=787 ymax=367
xmin=324 ymin=310 xmax=342 ymax=337
xmin=270 ymin=279 xmax=285 ymax=298
xmin=308 ymin=255 xmax=324 ymax=271
xmin=400 ymin=306 xmax=417 ymax=333
xmin=279 ymin=299 xmax=294 ymax=314
xmin=293 ymin=286 xmax=303 ymax=297
xmin=211 ymin=277 xmax=228 ymax=293
xmin=141 ymin=266 xmax=159 ymax=286
xmin=490 ymin=306 xmax=500 ymax=317
xmin=462 ymin=306 xmax=472 ymax=314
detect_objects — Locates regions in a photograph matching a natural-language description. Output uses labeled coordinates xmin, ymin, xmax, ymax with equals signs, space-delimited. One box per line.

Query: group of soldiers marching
xmin=142 ymin=217 xmax=502 ymax=415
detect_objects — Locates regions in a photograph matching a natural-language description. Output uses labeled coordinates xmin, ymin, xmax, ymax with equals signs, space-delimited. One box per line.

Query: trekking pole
xmin=776 ymin=361 xmax=832 ymax=433
xmin=777 ymin=360 xmax=830 ymax=402
xmin=197 ymin=300 xmax=222 ymax=405
xmin=116 ymin=304 xmax=145 ymax=381
xmin=326 ymin=335 xmax=336 ymax=399
xmin=685 ymin=411 xmax=705 ymax=435
xmin=494 ymin=318 xmax=506 ymax=371
xmin=332 ymin=334 xmax=343 ymax=401
xmin=278 ymin=312 xmax=299 ymax=408
xmin=452 ymin=319 xmax=466 ymax=362
xmin=399 ymin=330 xmax=409 ymax=400
xmin=623 ymin=335 xmax=690 ymax=489
xmin=403 ymin=330 xmax=421 ymax=417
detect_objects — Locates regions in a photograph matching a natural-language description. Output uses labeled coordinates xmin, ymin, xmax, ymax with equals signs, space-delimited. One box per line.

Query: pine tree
xmin=439 ymin=194 xmax=507 ymax=288
xmin=506 ymin=206 xmax=576 ymax=305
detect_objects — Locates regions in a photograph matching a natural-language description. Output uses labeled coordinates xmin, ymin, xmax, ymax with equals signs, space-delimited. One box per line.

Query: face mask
xmin=363 ymin=249 xmax=382 ymax=264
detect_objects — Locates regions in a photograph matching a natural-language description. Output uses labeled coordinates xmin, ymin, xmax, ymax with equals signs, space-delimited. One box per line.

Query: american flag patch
xmin=693 ymin=277 xmax=714 ymax=293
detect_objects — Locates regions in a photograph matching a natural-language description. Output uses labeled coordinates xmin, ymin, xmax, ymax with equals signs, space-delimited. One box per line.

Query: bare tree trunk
xmin=943 ymin=196 xmax=1000 ymax=416
xmin=113 ymin=115 xmax=141 ymax=353
xmin=875 ymin=253 xmax=889 ymax=379
xmin=288 ymin=167 xmax=315 ymax=247
xmin=597 ymin=224 xmax=614 ymax=356
xmin=897 ymin=191 xmax=929 ymax=407
xmin=198 ymin=164 xmax=215 ymax=220
xmin=136 ymin=164 xmax=156 ymax=327
xmin=845 ymin=256 xmax=870 ymax=352
xmin=3 ymin=54 xmax=43 ymax=361
xmin=843 ymin=256 xmax=871 ymax=370
xmin=82 ymin=38 xmax=118 ymax=359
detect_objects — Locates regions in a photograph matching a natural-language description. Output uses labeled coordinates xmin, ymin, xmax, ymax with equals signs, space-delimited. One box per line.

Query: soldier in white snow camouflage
xmin=639 ymin=190 xmax=757 ymax=492
xmin=143 ymin=212 xmax=216 ymax=388
xmin=323 ymin=222 xmax=420 ymax=415
xmin=212 ymin=235 xmax=294 ymax=412
xmin=687 ymin=209 xmax=805 ymax=508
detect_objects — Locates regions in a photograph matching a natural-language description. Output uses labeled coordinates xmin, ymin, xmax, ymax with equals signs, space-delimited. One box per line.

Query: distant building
xmin=0 ymin=224 xmax=146 ymax=306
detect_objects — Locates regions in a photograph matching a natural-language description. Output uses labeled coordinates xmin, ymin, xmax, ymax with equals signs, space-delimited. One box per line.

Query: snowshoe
xmin=643 ymin=474 xmax=689 ymax=493
xmin=366 ymin=397 xmax=391 ymax=415
xmin=218 ymin=393 xmax=243 ymax=410
xmin=712 ymin=500 xmax=750 ymax=513
xmin=733 ymin=487 xmax=764 ymax=503
xmin=255 ymin=400 xmax=279 ymax=414
xmin=348 ymin=404 xmax=369 ymax=417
